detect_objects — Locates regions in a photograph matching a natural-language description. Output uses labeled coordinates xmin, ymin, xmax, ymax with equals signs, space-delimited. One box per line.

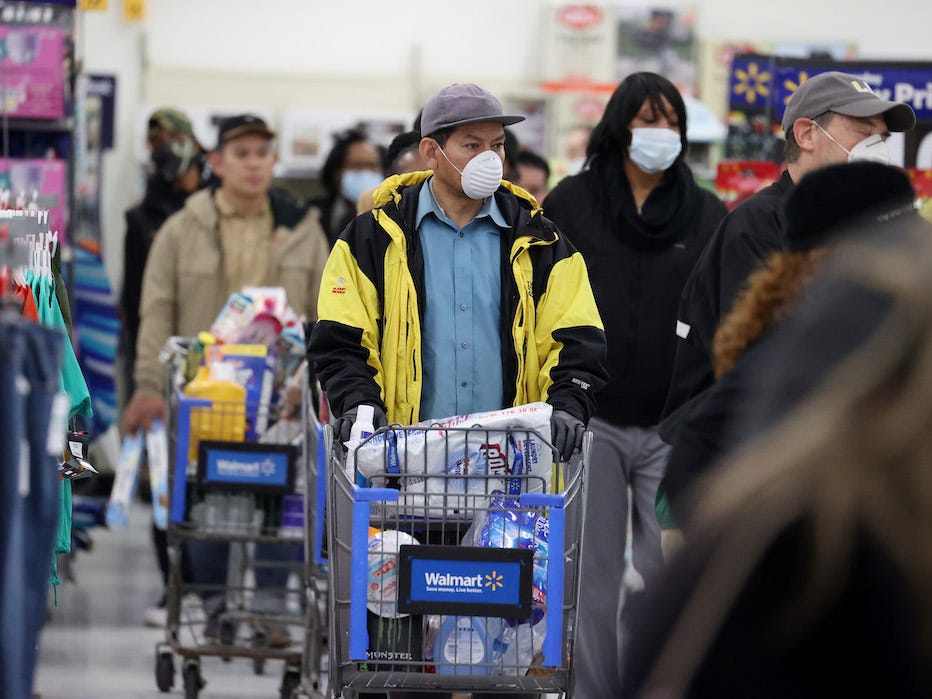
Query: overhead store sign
xmin=729 ymin=54 xmax=932 ymax=168
xmin=730 ymin=55 xmax=932 ymax=123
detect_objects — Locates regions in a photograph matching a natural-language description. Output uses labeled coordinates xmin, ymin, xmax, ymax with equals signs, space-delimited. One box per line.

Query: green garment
xmin=28 ymin=270 xmax=92 ymax=418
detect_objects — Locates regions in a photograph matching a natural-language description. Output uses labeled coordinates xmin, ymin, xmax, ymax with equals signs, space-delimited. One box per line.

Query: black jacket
xmin=119 ymin=175 xmax=189 ymax=388
xmin=621 ymin=519 xmax=931 ymax=698
xmin=545 ymin=164 xmax=727 ymax=427
xmin=659 ymin=171 xmax=794 ymax=440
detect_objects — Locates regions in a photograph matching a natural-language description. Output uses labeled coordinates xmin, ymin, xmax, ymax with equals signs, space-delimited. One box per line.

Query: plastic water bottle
xmin=285 ymin=571 xmax=302 ymax=615
xmin=346 ymin=405 xmax=375 ymax=481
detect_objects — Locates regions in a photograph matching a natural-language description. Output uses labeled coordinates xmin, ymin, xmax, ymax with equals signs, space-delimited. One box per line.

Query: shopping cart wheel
xmin=252 ymin=628 xmax=267 ymax=674
xmin=279 ymin=669 xmax=300 ymax=699
xmin=182 ymin=660 xmax=204 ymax=699
xmin=154 ymin=650 xmax=174 ymax=691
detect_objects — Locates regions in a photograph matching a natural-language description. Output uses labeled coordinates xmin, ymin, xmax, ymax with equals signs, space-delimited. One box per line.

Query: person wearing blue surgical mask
xmin=544 ymin=71 xmax=728 ymax=698
xmin=314 ymin=129 xmax=386 ymax=246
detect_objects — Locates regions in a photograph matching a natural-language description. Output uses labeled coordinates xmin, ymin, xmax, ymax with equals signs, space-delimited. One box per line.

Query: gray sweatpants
xmin=573 ymin=419 xmax=668 ymax=698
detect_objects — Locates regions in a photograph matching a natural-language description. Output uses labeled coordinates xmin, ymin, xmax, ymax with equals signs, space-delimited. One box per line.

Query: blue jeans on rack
xmin=0 ymin=319 xmax=64 ymax=699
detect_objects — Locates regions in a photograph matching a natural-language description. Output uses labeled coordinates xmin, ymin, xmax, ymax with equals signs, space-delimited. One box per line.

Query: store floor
xmin=34 ymin=504 xmax=290 ymax=699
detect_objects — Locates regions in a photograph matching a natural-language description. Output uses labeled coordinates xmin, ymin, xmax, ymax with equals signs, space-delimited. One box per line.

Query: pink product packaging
xmin=0 ymin=158 xmax=67 ymax=241
xmin=0 ymin=25 xmax=65 ymax=119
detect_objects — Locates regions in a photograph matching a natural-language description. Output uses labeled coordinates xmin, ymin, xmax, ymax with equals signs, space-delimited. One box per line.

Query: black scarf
xmin=593 ymin=156 xmax=701 ymax=251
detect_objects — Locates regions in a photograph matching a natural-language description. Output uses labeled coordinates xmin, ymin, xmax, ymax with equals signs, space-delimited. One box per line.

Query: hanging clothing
xmin=28 ymin=269 xmax=92 ymax=418
xmin=13 ymin=282 xmax=39 ymax=322
xmin=0 ymin=317 xmax=65 ymax=699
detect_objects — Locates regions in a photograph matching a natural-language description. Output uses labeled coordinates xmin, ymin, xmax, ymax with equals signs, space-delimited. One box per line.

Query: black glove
xmin=334 ymin=404 xmax=388 ymax=444
xmin=551 ymin=409 xmax=584 ymax=461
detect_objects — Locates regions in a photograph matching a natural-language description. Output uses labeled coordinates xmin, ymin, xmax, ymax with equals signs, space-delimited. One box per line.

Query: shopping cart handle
xmin=520 ymin=492 xmax=564 ymax=507
xmin=353 ymin=486 xmax=400 ymax=503
xmin=178 ymin=396 xmax=213 ymax=409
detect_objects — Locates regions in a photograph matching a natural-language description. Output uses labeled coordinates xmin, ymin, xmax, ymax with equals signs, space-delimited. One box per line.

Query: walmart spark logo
xmin=733 ymin=61 xmax=772 ymax=104
xmin=783 ymin=71 xmax=811 ymax=105
xmin=484 ymin=571 xmax=504 ymax=592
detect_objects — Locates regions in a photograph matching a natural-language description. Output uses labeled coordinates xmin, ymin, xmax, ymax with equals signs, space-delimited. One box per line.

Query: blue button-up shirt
xmin=416 ymin=178 xmax=506 ymax=421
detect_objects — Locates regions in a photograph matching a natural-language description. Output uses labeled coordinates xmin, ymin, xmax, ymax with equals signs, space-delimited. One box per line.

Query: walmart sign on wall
xmin=729 ymin=55 xmax=932 ymax=168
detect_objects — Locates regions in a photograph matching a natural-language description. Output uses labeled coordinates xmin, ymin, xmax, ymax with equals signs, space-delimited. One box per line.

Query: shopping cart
xmin=327 ymin=419 xmax=589 ymax=697
xmin=291 ymin=379 xmax=330 ymax=699
xmin=153 ymin=338 xmax=309 ymax=699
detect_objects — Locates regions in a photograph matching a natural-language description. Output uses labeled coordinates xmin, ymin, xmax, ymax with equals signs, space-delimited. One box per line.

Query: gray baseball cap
xmin=420 ymin=83 xmax=525 ymax=139
xmin=781 ymin=71 xmax=916 ymax=133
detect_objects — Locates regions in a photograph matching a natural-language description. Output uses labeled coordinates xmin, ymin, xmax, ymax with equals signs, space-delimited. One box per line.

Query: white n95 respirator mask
xmin=815 ymin=123 xmax=891 ymax=165
xmin=438 ymin=147 xmax=503 ymax=200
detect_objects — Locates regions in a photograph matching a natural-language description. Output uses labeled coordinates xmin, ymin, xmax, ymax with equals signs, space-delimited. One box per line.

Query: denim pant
xmin=0 ymin=319 xmax=64 ymax=699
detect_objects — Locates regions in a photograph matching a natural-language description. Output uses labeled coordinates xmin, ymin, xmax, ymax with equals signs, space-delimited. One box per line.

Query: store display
xmin=0 ymin=158 xmax=67 ymax=241
xmin=0 ymin=25 xmax=66 ymax=119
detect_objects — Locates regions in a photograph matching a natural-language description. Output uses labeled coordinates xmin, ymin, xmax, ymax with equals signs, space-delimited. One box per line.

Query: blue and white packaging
xmin=346 ymin=403 xmax=554 ymax=516
xmin=469 ymin=491 xmax=550 ymax=667
xmin=145 ymin=419 xmax=170 ymax=530
xmin=106 ymin=431 xmax=145 ymax=527
xmin=433 ymin=615 xmax=493 ymax=676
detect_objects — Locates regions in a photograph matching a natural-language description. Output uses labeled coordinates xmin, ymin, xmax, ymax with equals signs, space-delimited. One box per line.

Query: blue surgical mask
xmin=628 ymin=127 xmax=682 ymax=174
xmin=340 ymin=169 xmax=384 ymax=203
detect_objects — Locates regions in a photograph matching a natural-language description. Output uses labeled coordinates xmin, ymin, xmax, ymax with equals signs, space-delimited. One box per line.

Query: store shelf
xmin=0 ymin=116 xmax=75 ymax=132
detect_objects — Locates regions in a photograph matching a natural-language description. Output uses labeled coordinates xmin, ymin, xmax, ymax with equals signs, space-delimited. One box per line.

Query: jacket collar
xmin=375 ymin=170 xmax=557 ymax=245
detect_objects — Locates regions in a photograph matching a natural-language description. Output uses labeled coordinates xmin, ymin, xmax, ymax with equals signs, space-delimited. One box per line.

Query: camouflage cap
xmin=147 ymin=108 xmax=194 ymax=138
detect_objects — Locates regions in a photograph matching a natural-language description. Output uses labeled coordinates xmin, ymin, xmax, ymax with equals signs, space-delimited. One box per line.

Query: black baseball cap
xmin=781 ymin=71 xmax=916 ymax=133
xmin=420 ymin=84 xmax=525 ymax=139
xmin=216 ymin=114 xmax=276 ymax=148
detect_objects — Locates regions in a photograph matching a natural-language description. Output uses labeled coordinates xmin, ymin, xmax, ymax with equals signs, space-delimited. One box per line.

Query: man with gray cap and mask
xmin=311 ymin=83 xmax=607 ymax=464
xmin=660 ymin=71 xmax=916 ymax=445
xmin=310 ymin=83 xmax=606 ymax=697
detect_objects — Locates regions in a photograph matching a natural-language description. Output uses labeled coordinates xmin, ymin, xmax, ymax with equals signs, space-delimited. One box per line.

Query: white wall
xmin=78 ymin=7 xmax=143 ymax=289
xmin=83 ymin=0 xmax=932 ymax=292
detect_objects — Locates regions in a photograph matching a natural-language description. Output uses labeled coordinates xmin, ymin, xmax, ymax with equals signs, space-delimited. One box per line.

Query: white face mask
xmin=437 ymin=146 xmax=503 ymax=200
xmin=815 ymin=123 xmax=890 ymax=165
xmin=628 ymin=127 xmax=682 ymax=174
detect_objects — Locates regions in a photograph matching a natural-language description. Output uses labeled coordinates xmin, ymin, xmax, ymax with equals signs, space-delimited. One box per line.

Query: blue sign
xmin=398 ymin=545 xmax=533 ymax=618
xmin=412 ymin=558 xmax=521 ymax=605
xmin=730 ymin=55 xmax=932 ymax=123
xmin=198 ymin=441 xmax=295 ymax=493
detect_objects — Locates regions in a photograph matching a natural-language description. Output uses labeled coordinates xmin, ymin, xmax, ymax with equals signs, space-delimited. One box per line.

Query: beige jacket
xmin=134 ymin=188 xmax=329 ymax=395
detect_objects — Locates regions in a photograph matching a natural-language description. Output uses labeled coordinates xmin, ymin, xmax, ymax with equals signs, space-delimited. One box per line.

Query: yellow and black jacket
xmin=308 ymin=171 xmax=607 ymax=425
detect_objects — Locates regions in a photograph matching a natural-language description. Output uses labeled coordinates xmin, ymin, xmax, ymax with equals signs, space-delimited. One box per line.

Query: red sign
xmin=558 ymin=4 xmax=603 ymax=30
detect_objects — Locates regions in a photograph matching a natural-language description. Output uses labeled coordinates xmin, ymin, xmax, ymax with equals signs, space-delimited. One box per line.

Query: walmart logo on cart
xmin=424 ymin=571 xmax=505 ymax=594
xmin=216 ymin=457 xmax=278 ymax=478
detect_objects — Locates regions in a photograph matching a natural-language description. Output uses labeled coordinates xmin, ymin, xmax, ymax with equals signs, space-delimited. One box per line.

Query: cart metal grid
xmin=153 ymin=337 xmax=310 ymax=699
xmin=326 ymin=422 xmax=589 ymax=697
xmin=294 ymin=381 xmax=330 ymax=699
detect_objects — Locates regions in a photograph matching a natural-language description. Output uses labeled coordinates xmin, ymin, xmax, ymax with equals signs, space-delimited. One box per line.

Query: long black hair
xmin=587 ymin=72 xmax=689 ymax=167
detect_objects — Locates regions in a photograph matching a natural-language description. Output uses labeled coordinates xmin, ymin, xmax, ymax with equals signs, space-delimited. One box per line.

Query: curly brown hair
xmin=713 ymin=251 xmax=818 ymax=378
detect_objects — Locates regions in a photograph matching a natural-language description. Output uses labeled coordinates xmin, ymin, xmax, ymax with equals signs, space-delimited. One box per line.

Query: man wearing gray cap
xmin=311 ymin=83 xmax=607 ymax=464
xmin=660 ymin=71 xmax=916 ymax=444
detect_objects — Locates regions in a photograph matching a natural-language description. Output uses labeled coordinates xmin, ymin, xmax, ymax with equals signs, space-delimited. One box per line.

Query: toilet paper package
xmin=345 ymin=403 xmax=554 ymax=516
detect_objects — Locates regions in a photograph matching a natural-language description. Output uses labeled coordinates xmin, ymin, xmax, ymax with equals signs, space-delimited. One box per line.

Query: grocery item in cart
xmin=367 ymin=528 xmax=420 ymax=618
xmin=347 ymin=403 xmax=554 ymax=515
xmin=472 ymin=491 xmax=550 ymax=667
xmin=183 ymin=362 xmax=246 ymax=461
